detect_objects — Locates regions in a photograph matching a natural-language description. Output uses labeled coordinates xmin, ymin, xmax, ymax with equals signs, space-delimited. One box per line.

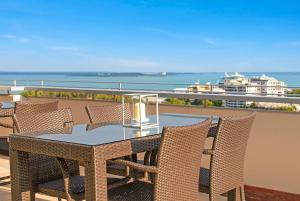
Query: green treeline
xmin=165 ymin=98 xmax=223 ymax=107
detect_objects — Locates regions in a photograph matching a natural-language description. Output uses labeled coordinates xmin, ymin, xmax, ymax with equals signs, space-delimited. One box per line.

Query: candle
xmin=135 ymin=129 xmax=150 ymax=137
xmin=133 ymin=102 xmax=146 ymax=122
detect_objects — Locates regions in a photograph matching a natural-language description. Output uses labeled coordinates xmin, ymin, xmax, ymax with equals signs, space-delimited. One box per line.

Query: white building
xmin=220 ymin=73 xmax=286 ymax=108
xmin=250 ymin=74 xmax=286 ymax=97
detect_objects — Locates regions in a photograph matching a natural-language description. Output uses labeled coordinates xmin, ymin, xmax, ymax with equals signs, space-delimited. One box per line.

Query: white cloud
xmin=1 ymin=34 xmax=32 ymax=43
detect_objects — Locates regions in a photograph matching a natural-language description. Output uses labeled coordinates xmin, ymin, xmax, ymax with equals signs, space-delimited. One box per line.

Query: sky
xmin=0 ymin=0 xmax=300 ymax=72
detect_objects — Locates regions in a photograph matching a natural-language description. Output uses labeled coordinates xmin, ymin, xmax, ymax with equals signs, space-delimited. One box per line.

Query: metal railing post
xmin=13 ymin=80 xmax=17 ymax=87
xmin=119 ymin=82 xmax=122 ymax=91
xmin=41 ymin=80 xmax=44 ymax=88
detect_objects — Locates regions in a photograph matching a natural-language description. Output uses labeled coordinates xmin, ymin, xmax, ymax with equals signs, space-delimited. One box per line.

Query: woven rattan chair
xmin=0 ymin=107 xmax=14 ymax=154
xmin=0 ymin=101 xmax=58 ymax=186
xmin=0 ymin=107 xmax=14 ymax=185
xmin=14 ymin=100 xmax=59 ymax=114
xmin=86 ymin=104 xmax=138 ymax=178
xmin=0 ymin=107 xmax=12 ymax=185
xmin=39 ymin=118 xmax=212 ymax=201
xmin=85 ymin=103 xmax=131 ymax=125
xmin=199 ymin=112 xmax=256 ymax=201
xmin=14 ymin=108 xmax=73 ymax=133
xmin=13 ymin=108 xmax=80 ymax=201
xmin=0 ymin=107 xmax=14 ymax=129
xmin=13 ymin=100 xmax=59 ymax=132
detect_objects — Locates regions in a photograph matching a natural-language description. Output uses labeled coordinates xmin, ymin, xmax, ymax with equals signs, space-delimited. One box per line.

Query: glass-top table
xmin=1 ymin=101 xmax=15 ymax=109
xmin=12 ymin=113 xmax=218 ymax=146
xmin=9 ymin=113 xmax=218 ymax=201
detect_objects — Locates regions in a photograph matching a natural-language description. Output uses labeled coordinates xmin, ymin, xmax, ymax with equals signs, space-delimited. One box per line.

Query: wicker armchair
xmin=0 ymin=107 xmax=14 ymax=129
xmin=85 ymin=104 xmax=139 ymax=178
xmin=14 ymin=100 xmax=59 ymax=131
xmin=199 ymin=112 xmax=256 ymax=201
xmin=14 ymin=108 xmax=73 ymax=133
xmin=14 ymin=100 xmax=59 ymax=114
xmin=0 ymin=107 xmax=14 ymax=154
xmin=38 ymin=118 xmax=212 ymax=201
xmin=13 ymin=108 xmax=80 ymax=201
xmin=0 ymin=107 xmax=12 ymax=185
xmin=85 ymin=104 xmax=131 ymax=125
xmin=0 ymin=101 xmax=58 ymax=186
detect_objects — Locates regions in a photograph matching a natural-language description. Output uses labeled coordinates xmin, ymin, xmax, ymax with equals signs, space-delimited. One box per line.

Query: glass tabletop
xmin=1 ymin=101 xmax=15 ymax=109
xmin=12 ymin=113 xmax=218 ymax=146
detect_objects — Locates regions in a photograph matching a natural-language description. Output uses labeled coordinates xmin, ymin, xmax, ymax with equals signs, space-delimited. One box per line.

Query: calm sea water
xmin=0 ymin=72 xmax=299 ymax=90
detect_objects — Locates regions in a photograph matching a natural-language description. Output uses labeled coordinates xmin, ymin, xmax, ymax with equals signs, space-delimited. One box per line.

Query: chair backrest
xmin=210 ymin=112 xmax=256 ymax=196
xmin=14 ymin=108 xmax=73 ymax=133
xmin=154 ymin=118 xmax=212 ymax=201
xmin=85 ymin=103 xmax=131 ymax=125
xmin=15 ymin=100 xmax=59 ymax=114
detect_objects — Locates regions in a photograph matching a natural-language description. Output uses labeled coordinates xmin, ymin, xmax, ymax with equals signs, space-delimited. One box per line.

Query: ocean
xmin=0 ymin=72 xmax=299 ymax=90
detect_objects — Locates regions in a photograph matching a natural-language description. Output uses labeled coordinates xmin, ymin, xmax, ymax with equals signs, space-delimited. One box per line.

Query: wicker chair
xmin=199 ymin=112 xmax=256 ymax=201
xmin=13 ymin=100 xmax=59 ymax=132
xmin=0 ymin=107 xmax=14 ymax=129
xmin=14 ymin=108 xmax=73 ymax=133
xmin=38 ymin=118 xmax=212 ymax=201
xmin=13 ymin=108 xmax=80 ymax=201
xmin=0 ymin=101 xmax=58 ymax=186
xmin=85 ymin=104 xmax=138 ymax=178
xmin=0 ymin=108 xmax=14 ymax=185
xmin=85 ymin=104 xmax=131 ymax=125
xmin=14 ymin=100 xmax=59 ymax=114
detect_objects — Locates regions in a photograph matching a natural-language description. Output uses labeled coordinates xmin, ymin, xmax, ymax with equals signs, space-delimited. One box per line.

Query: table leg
xmin=84 ymin=158 xmax=107 ymax=201
xmin=10 ymin=149 xmax=32 ymax=201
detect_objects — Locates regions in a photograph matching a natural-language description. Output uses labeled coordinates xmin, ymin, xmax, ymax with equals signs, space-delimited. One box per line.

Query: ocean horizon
xmin=0 ymin=72 xmax=300 ymax=90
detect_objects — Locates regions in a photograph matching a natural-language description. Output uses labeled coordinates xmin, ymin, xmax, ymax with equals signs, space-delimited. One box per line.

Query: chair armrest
xmin=108 ymin=159 xmax=158 ymax=173
xmin=55 ymin=158 xmax=75 ymax=200
xmin=203 ymin=149 xmax=214 ymax=155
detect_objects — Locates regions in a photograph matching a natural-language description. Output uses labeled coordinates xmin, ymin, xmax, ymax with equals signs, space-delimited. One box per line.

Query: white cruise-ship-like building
xmin=220 ymin=73 xmax=286 ymax=108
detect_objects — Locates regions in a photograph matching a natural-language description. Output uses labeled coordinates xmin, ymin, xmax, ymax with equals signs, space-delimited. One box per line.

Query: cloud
xmin=1 ymin=34 xmax=32 ymax=43
xmin=144 ymin=27 xmax=218 ymax=46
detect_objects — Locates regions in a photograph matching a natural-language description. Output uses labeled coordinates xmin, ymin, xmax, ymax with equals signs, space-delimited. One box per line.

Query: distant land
xmin=0 ymin=72 xmax=300 ymax=88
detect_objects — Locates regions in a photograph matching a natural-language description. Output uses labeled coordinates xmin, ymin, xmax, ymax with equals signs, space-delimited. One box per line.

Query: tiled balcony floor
xmin=1 ymin=155 xmax=299 ymax=201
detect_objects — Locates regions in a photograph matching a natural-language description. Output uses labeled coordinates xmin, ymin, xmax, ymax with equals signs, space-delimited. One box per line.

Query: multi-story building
xmin=220 ymin=73 xmax=286 ymax=108
xmin=187 ymin=82 xmax=225 ymax=94
xmin=250 ymin=74 xmax=286 ymax=96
